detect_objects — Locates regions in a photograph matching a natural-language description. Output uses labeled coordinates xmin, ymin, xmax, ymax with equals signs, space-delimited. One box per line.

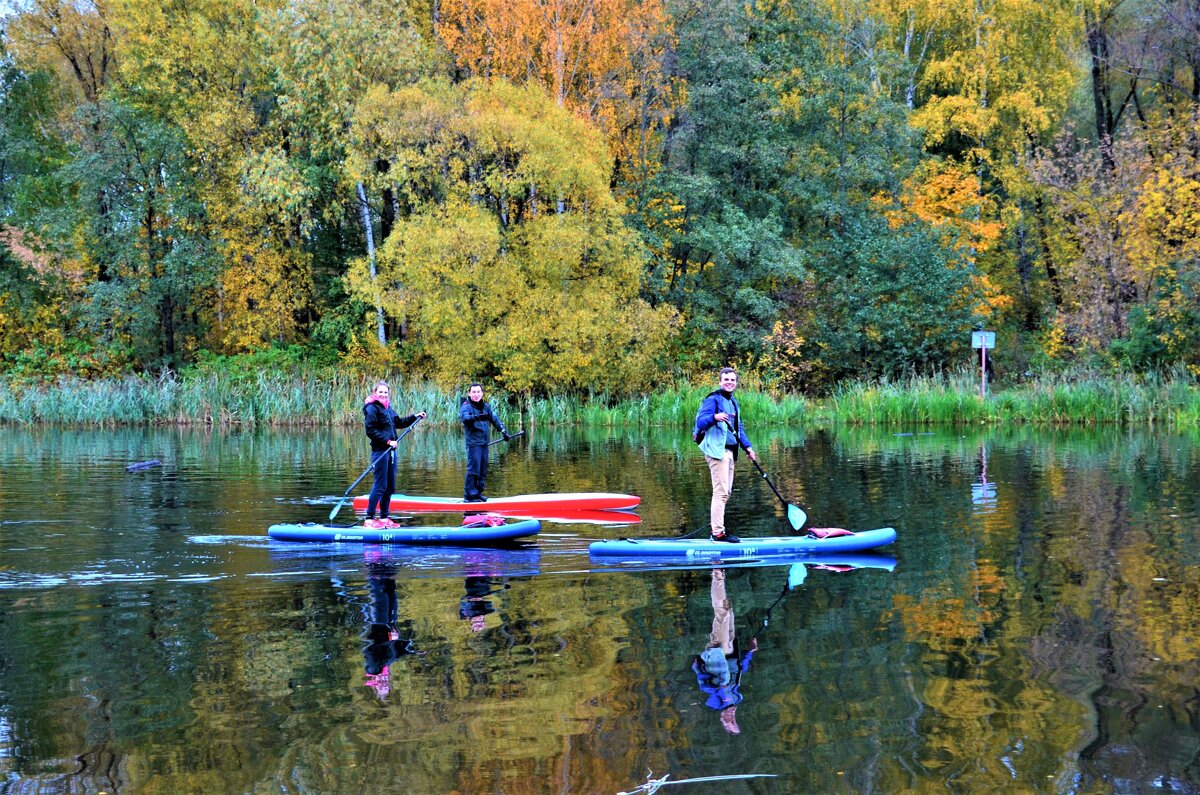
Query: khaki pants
xmin=706 ymin=449 xmax=735 ymax=536
xmin=708 ymin=569 xmax=734 ymax=654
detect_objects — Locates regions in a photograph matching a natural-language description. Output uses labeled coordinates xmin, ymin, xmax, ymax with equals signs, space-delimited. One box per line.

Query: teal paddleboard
xmin=269 ymin=519 xmax=541 ymax=545
xmin=588 ymin=527 xmax=896 ymax=557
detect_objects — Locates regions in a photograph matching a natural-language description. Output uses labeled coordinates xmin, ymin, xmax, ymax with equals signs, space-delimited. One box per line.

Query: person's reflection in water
xmin=362 ymin=555 xmax=419 ymax=700
xmin=459 ymin=574 xmax=507 ymax=633
xmin=456 ymin=518 xmax=511 ymax=633
xmin=692 ymin=568 xmax=757 ymax=734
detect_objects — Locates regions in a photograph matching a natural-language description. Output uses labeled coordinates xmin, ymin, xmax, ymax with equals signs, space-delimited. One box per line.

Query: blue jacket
xmin=693 ymin=389 xmax=752 ymax=456
xmin=460 ymin=399 xmax=507 ymax=447
xmin=692 ymin=648 xmax=755 ymax=710
xmin=363 ymin=402 xmax=421 ymax=452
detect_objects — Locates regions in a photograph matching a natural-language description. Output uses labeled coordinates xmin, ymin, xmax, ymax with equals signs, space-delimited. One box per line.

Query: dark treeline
xmin=1 ymin=0 xmax=1198 ymax=395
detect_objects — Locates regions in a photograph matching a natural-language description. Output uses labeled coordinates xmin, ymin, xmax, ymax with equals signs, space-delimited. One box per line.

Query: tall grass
xmin=0 ymin=368 xmax=1195 ymax=428
xmin=814 ymin=369 xmax=1199 ymax=427
xmin=0 ymin=372 xmax=440 ymax=427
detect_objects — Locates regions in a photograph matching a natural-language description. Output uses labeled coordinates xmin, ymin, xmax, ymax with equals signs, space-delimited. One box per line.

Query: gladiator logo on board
xmin=331 ymin=533 xmax=396 ymax=542
xmin=333 ymin=533 xmax=398 ymax=545
xmin=686 ymin=547 xmax=758 ymax=557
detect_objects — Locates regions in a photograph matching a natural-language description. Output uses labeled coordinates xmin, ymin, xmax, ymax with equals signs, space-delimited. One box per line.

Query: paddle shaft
xmin=752 ymin=585 xmax=794 ymax=641
xmin=487 ymin=430 xmax=524 ymax=447
xmin=749 ymin=455 xmax=788 ymax=502
xmin=741 ymin=443 xmax=807 ymax=531
xmin=329 ymin=417 xmax=423 ymax=520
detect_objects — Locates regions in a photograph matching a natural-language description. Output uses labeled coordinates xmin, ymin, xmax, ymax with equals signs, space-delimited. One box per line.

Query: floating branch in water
xmin=618 ymin=770 xmax=777 ymax=794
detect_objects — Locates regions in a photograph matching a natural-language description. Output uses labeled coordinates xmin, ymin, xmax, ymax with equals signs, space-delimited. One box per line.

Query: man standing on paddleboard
xmin=363 ymin=381 xmax=426 ymax=529
xmin=693 ymin=367 xmax=757 ymax=543
xmin=460 ymin=383 xmax=510 ymax=502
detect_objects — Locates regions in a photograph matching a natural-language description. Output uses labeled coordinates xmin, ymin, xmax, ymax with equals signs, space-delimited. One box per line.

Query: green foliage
xmin=66 ymin=98 xmax=218 ymax=369
xmin=648 ymin=0 xmax=812 ymax=363
xmin=0 ymin=48 xmax=72 ymax=221
xmin=799 ymin=215 xmax=985 ymax=390
xmin=1110 ymin=305 xmax=1171 ymax=372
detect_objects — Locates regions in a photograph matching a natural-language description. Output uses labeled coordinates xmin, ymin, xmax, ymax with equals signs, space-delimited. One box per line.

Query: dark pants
xmin=366 ymin=448 xmax=395 ymax=518
xmin=464 ymin=444 xmax=489 ymax=500
xmin=367 ymin=571 xmax=398 ymax=627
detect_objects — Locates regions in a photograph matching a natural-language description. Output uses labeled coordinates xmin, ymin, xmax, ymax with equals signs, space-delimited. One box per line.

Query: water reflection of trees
xmin=1 ymin=425 xmax=1199 ymax=790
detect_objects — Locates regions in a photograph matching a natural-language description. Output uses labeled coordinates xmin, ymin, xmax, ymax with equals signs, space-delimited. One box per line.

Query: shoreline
xmin=1 ymin=370 xmax=1196 ymax=429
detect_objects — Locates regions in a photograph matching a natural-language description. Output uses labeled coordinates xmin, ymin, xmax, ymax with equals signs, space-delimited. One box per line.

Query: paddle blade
xmin=787 ymin=503 xmax=807 ymax=531
xmin=788 ymin=562 xmax=807 ymax=589
xmin=329 ymin=498 xmax=348 ymax=522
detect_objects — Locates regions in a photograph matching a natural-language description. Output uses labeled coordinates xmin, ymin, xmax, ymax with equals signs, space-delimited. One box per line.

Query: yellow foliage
xmin=375 ymin=196 xmax=677 ymax=393
xmin=111 ymin=0 xmax=272 ymax=144
xmin=1122 ymin=153 xmax=1200 ymax=284
xmin=971 ymin=272 xmax=1013 ymax=319
xmin=889 ymin=162 xmax=1004 ymax=257
xmin=211 ymin=236 xmax=311 ymax=353
xmin=347 ymin=77 xmax=677 ymax=394
xmin=339 ymin=333 xmax=402 ymax=377
xmin=1039 ymin=316 xmax=1070 ymax=361
xmin=6 ymin=0 xmax=116 ymax=105
xmin=763 ymin=320 xmax=815 ymax=391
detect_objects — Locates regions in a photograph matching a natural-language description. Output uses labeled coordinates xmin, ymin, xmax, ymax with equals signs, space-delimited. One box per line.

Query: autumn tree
xmin=870 ymin=0 xmax=1080 ymax=362
xmin=262 ymin=0 xmax=434 ymax=348
xmin=347 ymin=78 xmax=676 ymax=393
xmin=436 ymin=0 xmax=674 ymax=194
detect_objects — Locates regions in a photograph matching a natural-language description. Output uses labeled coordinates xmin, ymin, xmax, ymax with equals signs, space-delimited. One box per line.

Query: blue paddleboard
xmin=268 ymin=519 xmax=541 ymax=545
xmin=586 ymin=552 xmax=897 ymax=573
xmin=588 ymin=527 xmax=896 ymax=557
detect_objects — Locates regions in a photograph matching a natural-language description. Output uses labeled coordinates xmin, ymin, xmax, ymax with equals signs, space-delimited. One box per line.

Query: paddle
xmin=329 ymin=417 xmax=424 ymax=521
xmin=487 ymin=430 xmax=524 ymax=447
xmin=743 ymin=447 xmax=807 ymax=531
xmin=753 ymin=564 xmax=806 ymax=640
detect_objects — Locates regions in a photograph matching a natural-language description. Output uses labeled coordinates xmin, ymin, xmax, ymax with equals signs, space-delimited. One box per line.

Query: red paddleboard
xmin=351 ymin=491 xmax=641 ymax=514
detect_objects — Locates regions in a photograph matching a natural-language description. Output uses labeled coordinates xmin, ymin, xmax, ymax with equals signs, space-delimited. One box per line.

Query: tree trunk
xmin=1034 ymin=194 xmax=1063 ymax=310
xmin=357 ymin=181 xmax=387 ymax=346
xmin=1086 ymin=9 xmax=1116 ymax=171
xmin=96 ymin=188 xmax=111 ymax=282
xmin=146 ymin=190 xmax=176 ymax=367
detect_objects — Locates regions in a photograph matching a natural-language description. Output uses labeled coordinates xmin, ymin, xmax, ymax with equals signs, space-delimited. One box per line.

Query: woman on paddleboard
xmin=460 ymin=383 xmax=509 ymax=502
xmin=363 ymin=381 xmax=426 ymax=529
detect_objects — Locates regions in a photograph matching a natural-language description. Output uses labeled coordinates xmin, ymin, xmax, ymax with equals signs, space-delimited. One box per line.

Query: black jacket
xmin=363 ymin=401 xmax=421 ymax=452
xmin=460 ymin=399 xmax=507 ymax=447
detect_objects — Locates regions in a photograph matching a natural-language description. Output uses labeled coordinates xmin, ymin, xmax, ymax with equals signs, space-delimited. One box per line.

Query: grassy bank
xmin=820 ymin=370 xmax=1200 ymax=427
xmin=0 ymin=369 xmax=1196 ymax=428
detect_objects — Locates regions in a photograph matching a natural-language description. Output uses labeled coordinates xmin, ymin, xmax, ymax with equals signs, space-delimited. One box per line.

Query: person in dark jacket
xmin=363 ymin=381 xmax=426 ymax=528
xmin=459 ymin=383 xmax=509 ymax=502
xmin=361 ymin=558 xmax=419 ymax=700
xmin=692 ymin=367 xmax=756 ymax=543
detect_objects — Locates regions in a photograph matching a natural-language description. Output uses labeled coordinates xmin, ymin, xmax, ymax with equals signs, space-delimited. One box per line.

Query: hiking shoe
xmin=363 ymin=519 xmax=385 ymax=529
xmin=711 ymin=532 xmax=740 ymax=543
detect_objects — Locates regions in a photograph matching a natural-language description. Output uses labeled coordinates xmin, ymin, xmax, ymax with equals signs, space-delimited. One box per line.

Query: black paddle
xmin=487 ymin=430 xmax=524 ymax=447
xmin=752 ymin=568 xmax=804 ymax=641
xmin=329 ymin=417 xmax=424 ymax=521
xmin=742 ymin=446 xmax=807 ymax=531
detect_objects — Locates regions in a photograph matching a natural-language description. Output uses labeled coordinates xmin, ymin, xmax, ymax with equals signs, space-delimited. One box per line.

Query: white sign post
xmin=971 ymin=331 xmax=995 ymax=398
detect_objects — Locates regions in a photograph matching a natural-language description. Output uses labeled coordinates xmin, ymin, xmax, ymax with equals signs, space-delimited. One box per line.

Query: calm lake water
xmin=1 ymin=423 xmax=1198 ymax=794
